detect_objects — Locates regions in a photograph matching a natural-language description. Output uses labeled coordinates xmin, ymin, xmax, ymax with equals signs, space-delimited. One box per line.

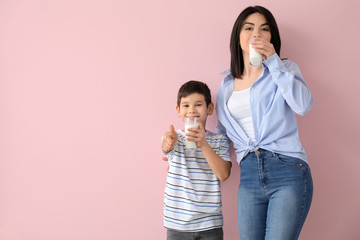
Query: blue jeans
xmin=238 ymin=149 xmax=313 ymax=240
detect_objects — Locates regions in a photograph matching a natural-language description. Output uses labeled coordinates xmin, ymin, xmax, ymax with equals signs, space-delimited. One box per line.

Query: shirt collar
xmin=219 ymin=69 xmax=233 ymax=82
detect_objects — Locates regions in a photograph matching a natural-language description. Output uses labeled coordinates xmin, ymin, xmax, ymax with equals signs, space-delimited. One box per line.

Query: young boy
xmin=161 ymin=80 xmax=232 ymax=240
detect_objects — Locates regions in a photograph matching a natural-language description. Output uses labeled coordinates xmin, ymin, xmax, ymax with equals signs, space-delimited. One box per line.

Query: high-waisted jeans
xmin=238 ymin=149 xmax=313 ymax=240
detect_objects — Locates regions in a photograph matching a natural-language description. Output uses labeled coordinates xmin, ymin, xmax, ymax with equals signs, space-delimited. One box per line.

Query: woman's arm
xmin=252 ymin=39 xmax=313 ymax=116
xmin=265 ymin=54 xmax=313 ymax=116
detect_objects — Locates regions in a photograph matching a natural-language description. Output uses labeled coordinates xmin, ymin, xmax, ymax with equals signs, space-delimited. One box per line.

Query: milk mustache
xmin=184 ymin=116 xmax=199 ymax=148
xmin=249 ymin=41 xmax=262 ymax=67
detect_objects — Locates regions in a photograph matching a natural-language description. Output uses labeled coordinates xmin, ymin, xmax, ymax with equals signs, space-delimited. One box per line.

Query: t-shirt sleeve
xmin=217 ymin=135 xmax=231 ymax=163
xmin=162 ymin=146 xmax=176 ymax=164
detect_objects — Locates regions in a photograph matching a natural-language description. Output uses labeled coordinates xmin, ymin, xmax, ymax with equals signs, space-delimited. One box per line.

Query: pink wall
xmin=1 ymin=0 xmax=359 ymax=239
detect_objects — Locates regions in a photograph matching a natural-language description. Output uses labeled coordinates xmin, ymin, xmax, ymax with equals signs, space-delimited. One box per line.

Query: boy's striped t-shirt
xmin=163 ymin=130 xmax=231 ymax=232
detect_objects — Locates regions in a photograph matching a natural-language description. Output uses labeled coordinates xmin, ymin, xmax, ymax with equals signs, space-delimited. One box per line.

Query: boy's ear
xmin=176 ymin=105 xmax=181 ymax=117
xmin=207 ymin=103 xmax=214 ymax=115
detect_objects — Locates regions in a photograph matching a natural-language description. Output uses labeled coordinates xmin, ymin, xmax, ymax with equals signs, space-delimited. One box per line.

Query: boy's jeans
xmin=167 ymin=227 xmax=223 ymax=240
xmin=238 ymin=149 xmax=313 ymax=240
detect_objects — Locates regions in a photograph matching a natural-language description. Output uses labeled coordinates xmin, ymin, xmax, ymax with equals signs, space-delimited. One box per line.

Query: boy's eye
xmin=196 ymin=104 xmax=202 ymax=107
xmin=182 ymin=105 xmax=189 ymax=108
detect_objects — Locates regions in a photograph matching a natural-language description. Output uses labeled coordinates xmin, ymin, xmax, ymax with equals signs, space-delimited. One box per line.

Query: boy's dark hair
xmin=230 ymin=6 xmax=281 ymax=79
xmin=177 ymin=80 xmax=212 ymax=107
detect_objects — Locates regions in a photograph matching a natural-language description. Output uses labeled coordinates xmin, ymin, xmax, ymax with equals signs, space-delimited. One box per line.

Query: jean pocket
xmin=275 ymin=153 xmax=306 ymax=167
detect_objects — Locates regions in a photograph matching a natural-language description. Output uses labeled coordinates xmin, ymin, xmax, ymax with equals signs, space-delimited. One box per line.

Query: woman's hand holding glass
xmin=250 ymin=38 xmax=276 ymax=61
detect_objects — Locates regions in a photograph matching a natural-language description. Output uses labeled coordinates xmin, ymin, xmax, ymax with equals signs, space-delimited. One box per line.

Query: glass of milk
xmin=184 ymin=116 xmax=199 ymax=148
xmin=249 ymin=39 xmax=262 ymax=67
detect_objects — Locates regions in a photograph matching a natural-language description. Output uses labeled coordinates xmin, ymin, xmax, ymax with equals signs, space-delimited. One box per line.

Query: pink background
xmin=1 ymin=0 xmax=359 ymax=239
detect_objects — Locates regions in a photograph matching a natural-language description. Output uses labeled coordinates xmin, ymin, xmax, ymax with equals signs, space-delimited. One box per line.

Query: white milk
xmin=184 ymin=117 xmax=199 ymax=148
xmin=249 ymin=43 xmax=262 ymax=67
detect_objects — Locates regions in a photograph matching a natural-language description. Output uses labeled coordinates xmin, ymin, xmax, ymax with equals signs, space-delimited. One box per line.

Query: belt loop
xmin=272 ymin=151 xmax=277 ymax=158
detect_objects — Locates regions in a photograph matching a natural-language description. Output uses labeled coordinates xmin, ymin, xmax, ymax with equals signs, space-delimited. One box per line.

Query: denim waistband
xmin=249 ymin=148 xmax=277 ymax=157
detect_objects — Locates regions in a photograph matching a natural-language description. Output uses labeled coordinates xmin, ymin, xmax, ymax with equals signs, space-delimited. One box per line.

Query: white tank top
xmin=227 ymin=88 xmax=256 ymax=142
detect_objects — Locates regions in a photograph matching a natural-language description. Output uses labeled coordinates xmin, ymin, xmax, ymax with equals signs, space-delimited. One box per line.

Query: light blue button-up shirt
xmin=216 ymin=54 xmax=313 ymax=165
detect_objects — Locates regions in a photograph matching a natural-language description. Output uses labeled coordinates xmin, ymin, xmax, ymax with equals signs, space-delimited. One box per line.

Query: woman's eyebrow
xmin=243 ymin=22 xmax=269 ymax=26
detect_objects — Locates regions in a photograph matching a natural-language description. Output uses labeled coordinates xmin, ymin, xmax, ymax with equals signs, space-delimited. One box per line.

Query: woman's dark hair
xmin=177 ymin=81 xmax=212 ymax=107
xmin=230 ymin=6 xmax=281 ymax=79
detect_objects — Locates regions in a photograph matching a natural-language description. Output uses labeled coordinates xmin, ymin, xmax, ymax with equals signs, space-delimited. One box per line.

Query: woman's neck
xmin=233 ymin=58 xmax=263 ymax=91
xmin=242 ymin=64 xmax=263 ymax=78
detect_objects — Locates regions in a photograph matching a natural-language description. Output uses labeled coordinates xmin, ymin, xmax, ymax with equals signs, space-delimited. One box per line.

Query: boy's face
xmin=176 ymin=93 xmax=214 ymax=127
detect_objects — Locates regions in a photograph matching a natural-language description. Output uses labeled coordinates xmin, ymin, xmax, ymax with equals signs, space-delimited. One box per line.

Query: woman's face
xmin=239 ymin=13 xmax=272 ymax=54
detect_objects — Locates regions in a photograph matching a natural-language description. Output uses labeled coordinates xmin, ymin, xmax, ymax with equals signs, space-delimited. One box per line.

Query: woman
xmin=216 ymin=6 xmax=313 ymax=240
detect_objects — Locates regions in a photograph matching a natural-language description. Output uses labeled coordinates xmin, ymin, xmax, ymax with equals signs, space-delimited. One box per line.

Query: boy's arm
xmin=186 ymin=121 xmax=231 ymax=182
xmin=199 ymin=143 xmax=231 ymax=182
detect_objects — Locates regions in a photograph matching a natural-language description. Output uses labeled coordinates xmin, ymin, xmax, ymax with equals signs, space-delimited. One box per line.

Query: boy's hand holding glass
xmin=185 ymin=119 xmax=208 ymax=149
xmin=161 ymin=125 xmax=178 ymax=153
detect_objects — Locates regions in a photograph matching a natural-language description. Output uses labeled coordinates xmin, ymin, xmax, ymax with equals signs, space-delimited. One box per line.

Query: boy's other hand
xmin=161 ymin=125 xmax=177 ymax=153
xmin=186 ymin=120 xmax=208 ymax=149
xmin=162 ymin=156 xmax=169 ymax=172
